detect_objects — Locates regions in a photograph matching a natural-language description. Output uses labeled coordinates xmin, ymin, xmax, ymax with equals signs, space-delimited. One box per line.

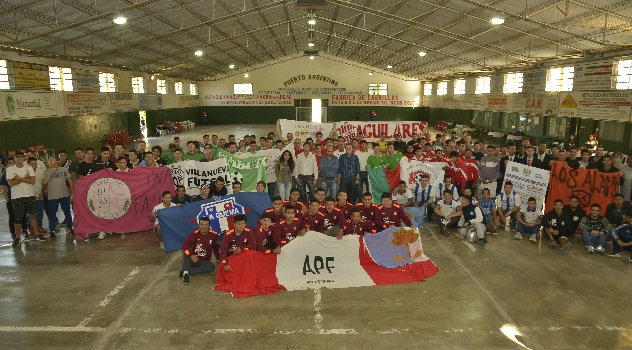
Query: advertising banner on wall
xmin=573 ymin=61 xmax=614 ymax=91
xmin=330 ymin=94 xmax=418 ymax=107
xmin=178 ymin=95 xmax=199 ymax=108
xmin=139 ymin=94 xmax=163 ymax=110
xmin=485 ymin=94 xmax=514 ymax=112
xmin=502 ymin=161 xmax=550 ymax=208
xmin=203 ymin=94 xmax=293 ymax=106
xmin=75 ymin=69 xmax=101 ymax=92
xmin=11 ymin=61 xmax=50 ymax=90
xmin=1 ymin=91 xmax=58 ymax=120
xmin=109 ymin=93 xmax=139 ymax=111
xmin=335 ymin=120 xmax=428 ymax=141
xmin=512 ymin=92 xmax=559 ymax=115
xmin=521 ymin=69 xmax=547 ymax=92
xmin=64 ymin=92 xmax=110 ymax=116
xmin=558 ymin=91 xmax=632 ymax=121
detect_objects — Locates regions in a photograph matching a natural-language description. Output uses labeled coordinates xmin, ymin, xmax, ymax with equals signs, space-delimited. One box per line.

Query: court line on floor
xmin=77 ymin=267 xmax=141 ymax=327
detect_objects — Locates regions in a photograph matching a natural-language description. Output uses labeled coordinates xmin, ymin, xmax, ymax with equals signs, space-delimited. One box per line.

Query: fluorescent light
xmin=229 ymin=64 xmax=235 ymax=69
xmin=308 ymin=42 xmax=315 ymax=47
xmin=308 ymin=19 xmax=316 ymax=25
xmin=491 ymin=17 xmax=504 ymax=25
xmin=418 ymin=51 xmax=427 ymax=57
xmin=386 ymin=65 xmax=393 ymax=69
xmin=113 ymin=16 xmax=127 ymax=25
xmin=194 ymin=50 xmax=203 ymax=56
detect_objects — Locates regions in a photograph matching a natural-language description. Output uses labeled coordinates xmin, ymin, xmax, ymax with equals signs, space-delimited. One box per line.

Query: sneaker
xmin=595 ymin=246 xmax=605 ymax=254
xmin=49 ymin=231 xmax=56 ymax=240
xmin=587 ymin=245 xmax=595 ymax=254
xmin=38 ymin=227 xmax=46 ymax=233
xmin=159 ymin=242 xmax=165 ymax=250
xmin=559 ymin=242 xmax=571 ymax=254
xmin=609 ymin=253 xmax=622 ymax=258
xmin=529 ymin=234 xmax=537 ymax=243
xmin=97 ymin=232 xmax=106 ymax=240
xmin=12 ymin=237 xmax=21 ymax=247
xmin=179 ymin=270 xmax=184 ymax=277
xmin=548 ymin=241 xmax=558 ymax=248
xmin=183 ymin=273 xmax=190 ymax=285
xmin=514 ymin=233 xmax=523 ymax=240
xmin=34 ymin=234 xmax=47 ymax=242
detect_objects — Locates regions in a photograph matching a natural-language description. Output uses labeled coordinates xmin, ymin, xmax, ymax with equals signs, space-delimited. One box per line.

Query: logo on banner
xmin=196 ymin=197 xmax=245 ymax=234
xmin=86 ymin=178 xmax=132 ymax=219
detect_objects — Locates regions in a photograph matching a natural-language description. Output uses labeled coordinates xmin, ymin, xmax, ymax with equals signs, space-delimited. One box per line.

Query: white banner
xmin=573 ymin=61 xmax=614 ymax=91
xmin=1 ymin=91 xmax=58 ymax=120
xmin=335 ymin=120 xmax=428 ymax=142
xmin=512 ymin=92 xmax=559 ymax=115
xmin=167 ymin=159 xmax=230 ymax=195
xmin=400 ymin=159 xmax=446 ymax=187
xmin=279 ymin=119 xmax=335 ymax=141
xmin=502 ymin=161 xmax=550 ymax=208
xmin=276 ymin=231 xmax=375 ymax=291
xmin=64 ymin=92 xmax=110 ymax=116
xmin=558 ymin=91 xmax=632 ymax=121
xmin=75 ymin=69 xmax=101 ymax=92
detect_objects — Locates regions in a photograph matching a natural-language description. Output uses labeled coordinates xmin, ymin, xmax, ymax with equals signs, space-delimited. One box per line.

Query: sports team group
xmin=2 ymin=124 xmax=632 ymax=285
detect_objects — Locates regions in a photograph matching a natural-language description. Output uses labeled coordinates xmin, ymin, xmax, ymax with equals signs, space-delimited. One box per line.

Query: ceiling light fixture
xmin=113 ymin=16 xmax=127 ymax=25
xmin=308 ymin=42 xmax=315 ymax=47
xmin=490 ymin=17 xmax=504 ymax=25
xmin=418 ymin=51 xmax=427 ymax=57
xmin=229 ymin=64 xmax=235 ymax=69
xmin=308 ymin=19 xmax=316 ymax=25
xmin=386 ymin=65 xmax=393 ymax=69
xmin=194 ymin=50 xmax=203 ymax=56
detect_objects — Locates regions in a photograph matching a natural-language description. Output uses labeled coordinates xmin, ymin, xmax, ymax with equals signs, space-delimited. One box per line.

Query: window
xmin=0 ymin=60 xmax=9 ymax=89
xmin=437 ymin=81 xmax=448 ymax=95
xmin=368 ymin=83 xmax=388 ymax=95
xmin=132 ymin=76 xmax=144 ymax=93
xmin=157 ymin=79 xmax=166 ymax=94
xmin=546 ymin=66 xmax=574 ymax=92
xmin=190 ymin=83 xmax=198 ymax=95
xmin=600 ymin=120 xmax=624 ymax=142
xmin=423 ymin=83 xmax=432 ymax=96
xmin=99 ymin=72 xmax=116 ymax=92
xmin=49 ymin=67 xmax=74 ymax=91
xmin=453 ymin=79 xmax=466 ymax=95
xmin=234 ymin=83 xmax=252 ymax=94
xmin=475 ymin=76 xmax=490 ymax=94
xmin=175 ymin=81 xmax=183 ymax=95
xmin=503 ymin=72 xmax=523 ymax=93
xmin=616 ymin=59 xmax=632 ymax=90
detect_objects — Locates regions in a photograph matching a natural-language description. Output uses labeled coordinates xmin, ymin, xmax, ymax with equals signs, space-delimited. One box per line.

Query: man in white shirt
xmin=355 ymin=140 xmax=372 ymax=202
xmin=150 ymin=191 xmax=175 ymax=250
xmin=7 ymin=151 xmax=43 ymax=245
xmin=516 ymin=197 xmax=542 ymax=242
xmin=433 ymin=190 xmax=462 ymax=235
xmin=295 ymin=142 xmax=318 ymax=203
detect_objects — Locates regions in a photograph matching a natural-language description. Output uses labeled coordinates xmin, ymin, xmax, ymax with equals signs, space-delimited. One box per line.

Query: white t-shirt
xmin=153 ymin=202 xmax=174 ymax=227
xmin=519 ymin=206 xmax=542 ymax=223
xmin=5 ymin=165 xmax=35 ymax=199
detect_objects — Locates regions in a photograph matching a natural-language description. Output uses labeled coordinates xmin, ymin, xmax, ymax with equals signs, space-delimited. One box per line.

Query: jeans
xmin=27 ymin=199 xmax=45 ymax=228
xmin=298 ymin=175 xmax=316 ymax=203
xmin=517 ymin=222 xmax=541 ymax=238
xmin=47 ymin=196 xmax=73 ymax=232
xmin=406 ymin=205 xmax=427 ymax=229
xmin=358 ymin=171 xmax=369 ymax=201
xmin=277 ymin=180 xmax=293 ymax=200
xmin=338 ymin=176 xmax=357 ymax=203
xmin=181 ymin=252 xmax=216 ymax=276
xmin=581 ymin=230 xmax=607 ymax=248
xmin=319 ymin=178 xmax=337 ymax=198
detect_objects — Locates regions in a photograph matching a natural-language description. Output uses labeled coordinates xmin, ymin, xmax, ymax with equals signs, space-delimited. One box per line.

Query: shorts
xmin=12 ymin=196 xmax=36 ymax=217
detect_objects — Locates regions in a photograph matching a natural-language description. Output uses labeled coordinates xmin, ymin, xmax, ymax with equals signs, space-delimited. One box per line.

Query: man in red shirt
xmin=356 ymin=192 xmax=379 ymax=225
xmin=274 ymin=206 xmax=306 ymax=246
xmin=337 ymin=208 xmax=376 ymax=239
xmin=302 ymin=200 xmax=325 ymax=233
xmin=375 ymin=192 xmax=414 ymax=230
xmin=320 ymin=196 xmax=346 ymax=236
xmin=254 ymin=213 xmax=281 ymax=255
xmin=180 ymin=217 xmax=218 ymax=285
xmin=264 ymin=196 xmax=286 ymax=224
xmin=220 ymin=214 xmax=256 ymax=272
xmin=335 ymin=189 xmax=354 ymax=219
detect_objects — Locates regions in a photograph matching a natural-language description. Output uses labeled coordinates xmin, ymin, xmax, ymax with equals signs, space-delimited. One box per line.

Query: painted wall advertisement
xmin=1 ymin=91 xmax=58 ymax=120
xmin=75 ymin=69 xmax=101 ymax=92
xmin=512 ymin=92 xmax=559 ymax=115
xmin=109 ymin=93 xmax=139 ymax=111
xmin=558 ymin=91 xmax=632 ymax=121
xmin=64 ymin=92 xmax=110 ymax=116
xmin=573 ymin=61 xmax=614 ymax=91
xmin=11 ymin=61 xmax=50 ymax=90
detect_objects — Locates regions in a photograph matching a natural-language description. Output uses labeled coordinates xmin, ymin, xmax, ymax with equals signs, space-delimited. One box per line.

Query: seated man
xmin=515 ymin=197 xmax=542 ymax=242
xmin=172 ymin=185 xmax=192 ymax=206
xmin=264 ymin=196 xmax=286 ymax=225
xmin=542 ymin=199 xmax=573 ymax=254
xmin=319 ymin=196 xmax=346 ymax=237
xmin=495 ymin=181 xmax=521 ymax=232
xmin=579 ymin=203 xmax=612 ymax=254
xmin=150 ymin=190 xmax=174 ymax=249
xmin=336 ymin=208 xmax=375 ymax=239
xmin=356 ymin=192 xmax=379 ymax=225
xmin=477 ymin=188 xmax=497 ymax=235
xmin=254 ymin=213 xmax=281 ymax=255
xmin=610 ymin=224 xmax=632 ymax=261
xmin=411 ymin=175 xmax=436 ymax=229
xmin=220 ymin=214 xmax=255 ymax=272
xmin=180 ymin=217 xmax=218 ymax=285
xmin=433 ymin=190 xmax=462 ymax=235
xmin=458 ymin=196 xmax=486 ymax=246
xmin=302 ymin=200 xmax=325 ymax=233
xmin=274 ymin=206 xmax=306 ymax=245
xmin=375 ymin=192 xmax=414 ymax=231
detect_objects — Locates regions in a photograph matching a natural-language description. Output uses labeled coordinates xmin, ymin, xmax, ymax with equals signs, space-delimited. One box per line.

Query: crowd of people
xmin=2 ymin=126 xmax=632 ymax=285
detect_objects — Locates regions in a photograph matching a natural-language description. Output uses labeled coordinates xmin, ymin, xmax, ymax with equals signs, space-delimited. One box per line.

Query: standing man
xmin=42 ymin=157 xmax=74 ymax=239
xmin=337 ymin=143 xmax=360 ymax=203
xmin=6 ymin=151 xmax=43 ymax=245
xmin=180 ymin=217 xmax=218 ymax=285
xmin=295 ymin=142 xmax=318 ymax=203
xmin=319 ymin=146 xmax=339 ymax=198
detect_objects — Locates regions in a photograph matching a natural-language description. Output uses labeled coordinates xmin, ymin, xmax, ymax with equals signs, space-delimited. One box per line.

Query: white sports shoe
xmin=97 ymin=232 xmax=106 ymax=240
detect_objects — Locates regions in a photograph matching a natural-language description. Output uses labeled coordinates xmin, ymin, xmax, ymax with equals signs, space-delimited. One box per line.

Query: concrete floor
xmin=1 ymin=124 xmax=631 ymax=349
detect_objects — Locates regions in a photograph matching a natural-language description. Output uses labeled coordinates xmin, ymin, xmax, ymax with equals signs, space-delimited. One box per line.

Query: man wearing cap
xmin=180 ymin=217 xmax=218 ymax=285
xmin=6 ymin=151 xmax=44 ymax=245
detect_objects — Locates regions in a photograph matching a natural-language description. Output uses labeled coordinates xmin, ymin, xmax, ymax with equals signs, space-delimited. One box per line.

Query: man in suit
xmin=497 ymin=143 xmax=518 ymax=195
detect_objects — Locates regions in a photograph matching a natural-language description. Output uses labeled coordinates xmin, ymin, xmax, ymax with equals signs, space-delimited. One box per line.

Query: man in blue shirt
xmin=337 ymin=143 xmax=360 ymax=204
xmin=319 ymin=146 xmax=339 ymax=198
